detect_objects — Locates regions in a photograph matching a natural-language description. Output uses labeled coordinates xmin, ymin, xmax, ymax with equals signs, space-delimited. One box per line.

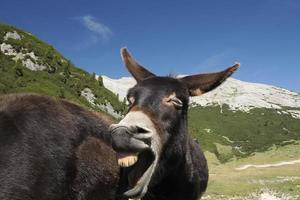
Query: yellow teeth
xmin=118 ymin=155 xmax=138 ymax=167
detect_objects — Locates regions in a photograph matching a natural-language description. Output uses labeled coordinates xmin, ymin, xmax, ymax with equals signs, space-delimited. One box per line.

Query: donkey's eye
xmin=168 ymin=97 xmax=183 ymax=108
xmin=128 ymin=96 xmax=135 ymax=105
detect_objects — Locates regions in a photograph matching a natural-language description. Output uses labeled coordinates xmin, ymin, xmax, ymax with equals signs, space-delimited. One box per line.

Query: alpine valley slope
xmin=102 ymin=75 xmax=300 ymax=161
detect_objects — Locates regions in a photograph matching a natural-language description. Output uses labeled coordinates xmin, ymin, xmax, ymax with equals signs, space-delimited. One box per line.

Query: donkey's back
xmin=0 ymin=93 xmax=119 ymax=200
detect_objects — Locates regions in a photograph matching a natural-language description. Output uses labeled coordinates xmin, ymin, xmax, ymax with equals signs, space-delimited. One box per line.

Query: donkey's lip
xmin=124 ymin=164 xmax=154 ymax=198
xmin=122 ymin=149 xmax=156 ymax=199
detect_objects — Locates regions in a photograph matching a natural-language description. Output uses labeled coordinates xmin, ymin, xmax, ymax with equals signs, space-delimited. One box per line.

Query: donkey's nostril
xmin=124 ymin=125 xmax=150 ymax=134
xmin=135 ymin=126 xmax=150 ymax=134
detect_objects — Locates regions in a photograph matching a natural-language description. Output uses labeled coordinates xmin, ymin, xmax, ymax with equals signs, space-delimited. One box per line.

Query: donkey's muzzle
xmin=109 ymin=124 xmax=152 ymax=153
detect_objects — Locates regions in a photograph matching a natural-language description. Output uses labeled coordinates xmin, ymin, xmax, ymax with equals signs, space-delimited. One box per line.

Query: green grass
xmin=203 ymin=142 xmax=300 ymax=199
xmin=188 ymin=105 xmax=300 ymax=162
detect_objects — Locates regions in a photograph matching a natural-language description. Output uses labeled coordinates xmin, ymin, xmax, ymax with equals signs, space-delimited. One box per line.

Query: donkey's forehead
xmin=136 ymin=76 xmax=186 ymax=90
xmin=127 ymin=77 xmax=190 ymax=101
xmin=127 ymin=77 xmax=184 ymax=98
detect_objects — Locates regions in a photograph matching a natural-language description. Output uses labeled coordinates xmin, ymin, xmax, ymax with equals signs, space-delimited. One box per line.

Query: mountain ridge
xmin=101 ymin=75 xmax=300 ymax=119
xmin=101 ymin=75 xmax=300 ymax=163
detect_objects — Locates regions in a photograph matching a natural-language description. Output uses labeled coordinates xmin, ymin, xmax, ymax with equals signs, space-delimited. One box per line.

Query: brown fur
xmin=0 ymin=93 xmax=120 ymax=200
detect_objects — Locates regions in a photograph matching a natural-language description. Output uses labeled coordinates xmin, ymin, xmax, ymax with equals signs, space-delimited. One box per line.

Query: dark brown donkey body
xmin=0 ymin=48 xmax=238 ymax=200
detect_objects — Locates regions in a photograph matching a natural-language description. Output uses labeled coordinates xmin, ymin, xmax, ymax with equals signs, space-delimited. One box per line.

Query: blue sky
xmin=1 ymin=0 xmax=300 ymax=92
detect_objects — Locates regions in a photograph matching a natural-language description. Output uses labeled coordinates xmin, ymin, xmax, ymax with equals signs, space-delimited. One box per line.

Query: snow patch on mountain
xmin=102 ymin=75 xmax=136 ymax=102
xmin=101 ymin=76 xmax=300 ymax=118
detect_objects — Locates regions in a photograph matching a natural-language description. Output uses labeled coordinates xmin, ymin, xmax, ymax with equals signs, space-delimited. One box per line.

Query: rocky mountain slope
xmin=102 ymin=76 xmax=300 ymax=119
xmin=0 ymin=23 xmax=126 ymax=118
xmin=102 ymin=75 xmax=300 ymax=161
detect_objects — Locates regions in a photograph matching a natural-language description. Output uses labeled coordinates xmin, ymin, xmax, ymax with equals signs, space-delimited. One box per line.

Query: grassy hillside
xmin=0 ymin=23 xmax=126 ymax=117
xmin=188 ymin=105 xmax=300 ymax=162
xmin=203 ymin=142 xmax=300 ymax=199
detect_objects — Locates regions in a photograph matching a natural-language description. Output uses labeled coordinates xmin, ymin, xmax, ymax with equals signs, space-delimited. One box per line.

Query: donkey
xmin=0 ymin=48 xmax=238 ymax=200
xmin=110 ymin=48 xmax=239 ymax=200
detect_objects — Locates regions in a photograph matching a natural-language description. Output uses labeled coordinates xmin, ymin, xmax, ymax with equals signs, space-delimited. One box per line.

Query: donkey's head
xmin=110 ymin=48 xmax=239 ymax=199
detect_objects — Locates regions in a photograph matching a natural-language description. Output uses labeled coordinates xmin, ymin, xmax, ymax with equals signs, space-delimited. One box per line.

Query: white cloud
xmin=80 ymin=15 xmax=112 ymax=41
xmin=197 ymin=49 xmax=238 ymax=72
xmin=198 ymin=51 xmax=229 ymax=69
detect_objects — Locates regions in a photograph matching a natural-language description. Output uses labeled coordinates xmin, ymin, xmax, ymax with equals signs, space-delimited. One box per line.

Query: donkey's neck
xmin=157 ymin=116 xmax=190 ymax=172
xmin=147 ymin=116 xmax=200 ymax=197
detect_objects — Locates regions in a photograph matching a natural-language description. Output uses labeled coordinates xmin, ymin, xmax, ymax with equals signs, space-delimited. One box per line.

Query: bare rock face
xmin=0 ymin=43 xmax=16 ymax=55
xmin=1 ymin=31 xmax=48 ymax=71
xmin=22 ymin=58 xmax=47 ymax=71
xmin=81 ymin=88 xmax=122 ymax=118
xmin=81 ymin=88 xmax=96 ymax=105
xmin=4 ymin=31 xmax=22 ymax=40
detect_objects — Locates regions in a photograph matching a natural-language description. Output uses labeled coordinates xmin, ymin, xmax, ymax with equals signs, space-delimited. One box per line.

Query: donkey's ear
xmin=180 ymin=64 xmax=240 ymax=96
xmin=121 ymin=48 xmax=156 ymax=82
